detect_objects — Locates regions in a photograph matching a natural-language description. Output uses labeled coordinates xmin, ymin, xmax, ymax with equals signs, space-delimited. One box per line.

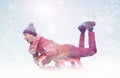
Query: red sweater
xmin=29 ymin=36 xmax=70 ymax=60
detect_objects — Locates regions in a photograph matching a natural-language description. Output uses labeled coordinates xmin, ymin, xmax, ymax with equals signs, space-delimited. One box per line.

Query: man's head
xmin=23 ymin=23 xmax=37 ymax=43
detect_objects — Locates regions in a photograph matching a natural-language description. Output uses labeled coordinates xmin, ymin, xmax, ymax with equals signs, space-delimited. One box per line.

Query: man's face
xmin=24 ymin=33 xmax=34 ymax=44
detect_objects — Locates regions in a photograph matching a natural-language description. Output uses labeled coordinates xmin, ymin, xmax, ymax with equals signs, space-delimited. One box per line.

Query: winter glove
xmin=41 ymin=56 xmax=52 ymax=66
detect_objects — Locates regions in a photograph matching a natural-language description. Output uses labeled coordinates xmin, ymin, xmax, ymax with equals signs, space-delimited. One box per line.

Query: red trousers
xmin=67 ymin=32 xmax=97 ymax=58
xmin=40 ymin=32 xmax=97 ymax=62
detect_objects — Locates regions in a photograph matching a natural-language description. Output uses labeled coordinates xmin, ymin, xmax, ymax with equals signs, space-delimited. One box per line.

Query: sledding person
xmin=23 ymin=21 xmax=97 ymax=67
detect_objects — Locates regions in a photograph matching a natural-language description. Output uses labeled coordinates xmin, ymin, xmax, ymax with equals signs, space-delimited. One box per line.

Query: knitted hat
xmin=23 ymin=23 xmax=37 ymax=36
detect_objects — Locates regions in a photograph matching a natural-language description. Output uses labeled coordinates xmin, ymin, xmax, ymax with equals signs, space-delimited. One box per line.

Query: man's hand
xmin=41 ymin=56 xmax=52 ymax=65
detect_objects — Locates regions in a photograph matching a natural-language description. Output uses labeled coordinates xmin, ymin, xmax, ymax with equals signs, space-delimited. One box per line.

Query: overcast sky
xmin=0 ymin=0 xmax=120 ymax=78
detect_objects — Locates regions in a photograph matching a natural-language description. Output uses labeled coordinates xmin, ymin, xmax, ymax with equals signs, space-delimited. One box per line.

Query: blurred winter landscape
xmin=0 ymin=0 xmax=120 ymax=78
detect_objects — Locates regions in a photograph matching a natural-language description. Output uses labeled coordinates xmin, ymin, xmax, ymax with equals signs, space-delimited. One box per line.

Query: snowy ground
xmin=0 ymin=58 xmax=120 ymax=78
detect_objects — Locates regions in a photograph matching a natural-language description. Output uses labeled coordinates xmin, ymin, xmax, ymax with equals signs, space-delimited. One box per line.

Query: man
xmin=23 ymin=21 xmax=97 ymax=67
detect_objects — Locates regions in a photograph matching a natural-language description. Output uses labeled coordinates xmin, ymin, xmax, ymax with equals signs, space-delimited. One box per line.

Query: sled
xmin=36 ymin=55 xmax=83 ymax=70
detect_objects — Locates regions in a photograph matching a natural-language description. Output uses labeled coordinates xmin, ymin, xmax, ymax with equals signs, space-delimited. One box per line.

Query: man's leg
xmin=69 ymin=23 xmax=86 ymax=67
xmin=69 ymin=21 xmax=97 ymax=57
xmin=85 ymin=21 xmax=97 ymax=54
xmin=78 ymin=24 xmax=86 ymax=47
xmin=88 ymin=32 xmax=97 ymax=54
xmin=65 ymin=22 xmax=86 ymax=67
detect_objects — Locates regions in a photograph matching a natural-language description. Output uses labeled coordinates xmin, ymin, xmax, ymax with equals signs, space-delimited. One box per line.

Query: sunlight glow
xmin=34 ymin=2 xmax=54 ymax=17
